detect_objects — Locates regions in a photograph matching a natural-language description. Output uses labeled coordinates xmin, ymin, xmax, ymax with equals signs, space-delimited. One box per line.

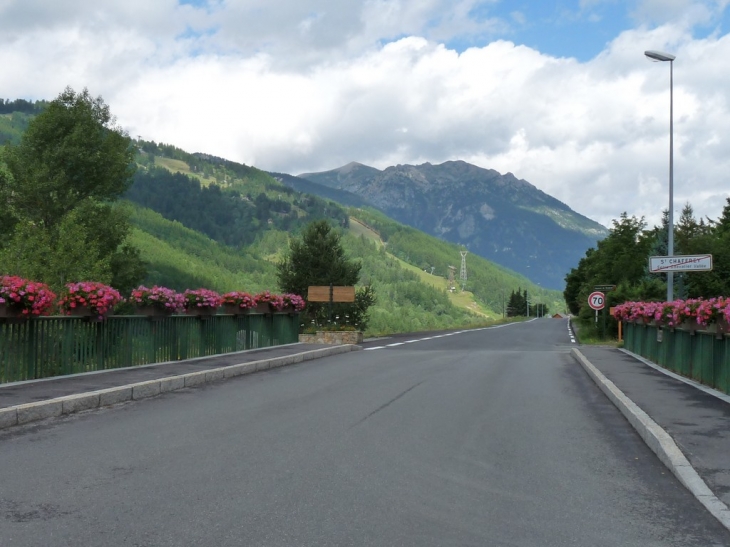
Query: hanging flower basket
xmin=252 ymin=291 xmax=277 ymax=315
xmin=183 ymin=289 xmax=221 ymax=318
xmin=130 ymin=286 xmax=185 ymax=318
xmin=59 ymin=282 xmax=121 ymax=322
xmin=680 ymin=319 xmax=699 ymax=335
xmin=274 ymin=304 xmax=296 ymax=315
xmin=220 ymin=292 xmax=256 ymax=315
xmin=0 ymin=302 xmax=28 ymax=323
xmin=0 ymin=275 xmax=56 ymax=319
xmin=188 ymin=307 xmax=218 ymax=319
xmin=271 ymin=294 xmax=305 ymax=315
xmin=135 ymin=305 xmax=173 ymax=321
xmin=711 ymin=318 xmax=730 ymax=339
xmin=251 ymin=301 xmax=272 ymax=315
xmin=68 ymin=305 xmax=110 ymax=322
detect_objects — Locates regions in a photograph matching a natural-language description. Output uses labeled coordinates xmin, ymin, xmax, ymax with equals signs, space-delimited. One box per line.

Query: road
xmin=1 ymin=319 xmax=729 ymax=546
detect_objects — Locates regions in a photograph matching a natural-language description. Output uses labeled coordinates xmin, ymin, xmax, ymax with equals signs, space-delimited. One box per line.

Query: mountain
xmin=268 ymin=171 xmax=369 ymax=209
xmin=1 ymin=104 xmax=565 ymax=332
xmin=296 ymin=160 xmax=607 ymax=289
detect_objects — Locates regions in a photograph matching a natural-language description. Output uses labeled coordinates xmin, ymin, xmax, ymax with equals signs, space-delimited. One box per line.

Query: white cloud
xmin=0 ymin=0 xmax=729 ymax=230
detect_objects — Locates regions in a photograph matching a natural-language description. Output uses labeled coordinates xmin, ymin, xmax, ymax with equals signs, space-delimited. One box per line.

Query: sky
xmin=1 ymin=0 xmax=729 ymax=229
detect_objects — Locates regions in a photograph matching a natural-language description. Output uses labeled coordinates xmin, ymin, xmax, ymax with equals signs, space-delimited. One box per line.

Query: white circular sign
xmin=588 ymin=291 xmax=605 ymax=311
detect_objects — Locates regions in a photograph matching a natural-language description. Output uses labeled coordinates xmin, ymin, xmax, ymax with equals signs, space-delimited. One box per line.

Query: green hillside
xmin=127 ymin=146 xmax=565 ymax=329
xmin=347 ymin=208 xmax=564 ymax=315
xmin=123 ymin=202 xmax=494 ymax=335
xmin=1 ymin=104 xmax=565 ymax=335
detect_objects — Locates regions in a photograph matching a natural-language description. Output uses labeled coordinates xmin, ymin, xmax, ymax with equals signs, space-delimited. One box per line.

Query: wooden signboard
xmin=308 ymin=286 xmax=356 ymax=303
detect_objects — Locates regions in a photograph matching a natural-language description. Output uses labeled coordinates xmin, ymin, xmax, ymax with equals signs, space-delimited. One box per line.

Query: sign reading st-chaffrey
xmin=649 ymin=254 xmax=713 ymax=273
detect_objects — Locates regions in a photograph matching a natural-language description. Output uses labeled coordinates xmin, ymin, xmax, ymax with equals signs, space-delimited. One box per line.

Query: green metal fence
xmin=0 ymin=313 xmax=300 ymax=384
xmin=624 ymin=322 xmax=730 ymax=395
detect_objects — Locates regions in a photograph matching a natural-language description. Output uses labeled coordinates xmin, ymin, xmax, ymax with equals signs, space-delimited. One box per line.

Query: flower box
xmin=222 ymin=303 xmax=248 ymax=315
xmin=0 ymin=275 xmax=56 ymax=318
xmin=135 ymin=305 xmax=173 ymax=321
xmin=130 ymin=286 xmax=185 ymax=314
xmin=680 ymin=320 xmax=699 ymax=335
xmin=0 ymin=302 xmax=28 ymax=323
xmin=272 ymin=304 xmax=296 ymax=315
xmin=0 ymin=303 xmax=19 ymax=318
xmin=60 ymin=282 xmax=121 ymax=321
xmin=183 ymin=288 xmax=222 ymax=318
xmin=252 ymin=302 xmax=272 ymax=315
xmin=701 ymin=319 xmax=729 ymax=339
xmin=186 ymin=306 xmax=219 ymax=319
xmin=69 ymin=305 xmax=110 ymax=323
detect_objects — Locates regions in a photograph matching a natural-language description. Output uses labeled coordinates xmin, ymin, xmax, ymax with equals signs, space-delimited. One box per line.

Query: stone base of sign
xmin=299 ymin=331 xmax=363 ymax=345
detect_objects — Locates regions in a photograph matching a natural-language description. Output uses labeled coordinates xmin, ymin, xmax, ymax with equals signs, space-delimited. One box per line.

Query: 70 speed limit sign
xmin=588 ymin=291 xmax=605 ymax=311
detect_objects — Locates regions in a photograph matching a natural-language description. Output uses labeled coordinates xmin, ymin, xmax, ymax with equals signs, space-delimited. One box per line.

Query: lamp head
xmin=645 ymin=50 xmax=676 ymax=62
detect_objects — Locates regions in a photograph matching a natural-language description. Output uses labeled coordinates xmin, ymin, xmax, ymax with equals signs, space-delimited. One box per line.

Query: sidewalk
xmin=0 ymin=343 xmax=359 ymax=429
xmin=575 ymin=346 xmax=730 ymax=524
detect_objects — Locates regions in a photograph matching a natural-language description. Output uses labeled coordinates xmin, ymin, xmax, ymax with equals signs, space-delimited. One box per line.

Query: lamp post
xmin=645 ymin=49 xmax=676 ymax=302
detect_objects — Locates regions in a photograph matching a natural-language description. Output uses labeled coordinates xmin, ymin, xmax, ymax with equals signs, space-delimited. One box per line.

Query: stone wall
xmin=299 ymin=331 xmax=363 ymax=345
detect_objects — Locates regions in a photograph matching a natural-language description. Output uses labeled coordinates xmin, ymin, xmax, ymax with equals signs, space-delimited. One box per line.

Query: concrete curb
xmin=0 ymin=345 xmax=360 ymax=431
xmin=571 ymin=348 xmax=730 ymax=532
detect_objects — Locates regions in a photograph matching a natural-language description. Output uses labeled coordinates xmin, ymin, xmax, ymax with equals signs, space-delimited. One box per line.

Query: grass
xmin=572 ymin=320 xmax=622 ymax=347
xmin=153 ymin=157 xmax=217 ymax=186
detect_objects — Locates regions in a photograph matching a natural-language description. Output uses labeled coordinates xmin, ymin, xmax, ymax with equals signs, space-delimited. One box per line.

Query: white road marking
xmin=363 ymin=322 xmax=533 ymax=350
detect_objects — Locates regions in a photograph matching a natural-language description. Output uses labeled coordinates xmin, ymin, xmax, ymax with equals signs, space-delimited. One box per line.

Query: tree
xmin=0 ymin=87 xmax=145 ymax=292
xmin=277 ymin=220 xmax=374 ymax=329
xmin=506 ymin=288 xmax=526 ymax=317
xmin=277 ymin=220 xmax=361 ymax=296
xmin=2 ymin=87 xmax=135 ymax=228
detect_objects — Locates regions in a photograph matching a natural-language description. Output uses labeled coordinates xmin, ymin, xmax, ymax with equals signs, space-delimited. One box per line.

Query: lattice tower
xmin=460 ymin=251 xmax=468 ymax=290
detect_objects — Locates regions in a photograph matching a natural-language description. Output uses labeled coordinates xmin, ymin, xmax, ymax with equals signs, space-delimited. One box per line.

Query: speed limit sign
xmin=588 ymin=291 xmax=605 ymax=311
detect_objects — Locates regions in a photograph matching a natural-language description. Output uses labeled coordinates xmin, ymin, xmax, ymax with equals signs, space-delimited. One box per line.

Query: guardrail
xmin=0 ymin=313 xmax=300 ymax=384
xmin=623 ymin=322 xmax=729 ymax=395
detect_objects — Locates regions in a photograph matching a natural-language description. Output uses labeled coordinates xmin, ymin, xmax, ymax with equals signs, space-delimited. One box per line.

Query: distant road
xmin=2 ymin=319 xmax=729 ymax=546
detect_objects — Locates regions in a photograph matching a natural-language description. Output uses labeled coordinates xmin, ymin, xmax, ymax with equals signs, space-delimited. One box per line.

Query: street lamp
xmin=645 ymin=49 xmax=676 ymax=302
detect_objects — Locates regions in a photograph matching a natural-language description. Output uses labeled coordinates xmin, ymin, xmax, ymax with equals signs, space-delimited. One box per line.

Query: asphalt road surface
xmin=2 ymin=319 xmax=729 ymax=546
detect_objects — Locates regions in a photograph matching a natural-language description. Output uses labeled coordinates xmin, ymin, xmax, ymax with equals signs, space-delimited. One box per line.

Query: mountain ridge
xmin=294 ymin=160 xmax=607 ymax=289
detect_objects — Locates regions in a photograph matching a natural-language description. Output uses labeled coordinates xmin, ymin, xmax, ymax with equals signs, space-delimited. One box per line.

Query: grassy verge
xmin=572 ymin=320 xmax=623 ymax=347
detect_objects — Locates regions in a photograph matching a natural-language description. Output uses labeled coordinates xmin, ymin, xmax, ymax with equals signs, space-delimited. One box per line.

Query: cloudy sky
xmin=1 ymin=0 xmax=729 ymax=228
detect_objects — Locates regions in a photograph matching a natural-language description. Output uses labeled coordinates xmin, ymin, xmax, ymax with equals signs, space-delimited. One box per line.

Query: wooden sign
xmin=308 ymin=286 xmax=331 ymax=302
xmin=308 ymin=286 xmax=356 ymax=303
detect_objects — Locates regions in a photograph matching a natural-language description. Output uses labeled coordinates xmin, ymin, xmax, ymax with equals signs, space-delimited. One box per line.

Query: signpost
xmin=649 ymin=254 xmax=712 ymax=273
xmin=588 ymin=291 xmax=606 ymax=338
xmin=588 ymin=291 xmax=605 ymax=311
xmin=308 ymin=285 xmax=356 ymax=322
xmin=594 ymin=284 xmax=616 ymax=292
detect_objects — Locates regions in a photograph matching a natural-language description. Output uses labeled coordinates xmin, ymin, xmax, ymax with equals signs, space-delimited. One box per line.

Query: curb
xmin=571 ymin=348 xmax=730 ymax=532
xmin=0 ymin=345 xmax=360 ymax=431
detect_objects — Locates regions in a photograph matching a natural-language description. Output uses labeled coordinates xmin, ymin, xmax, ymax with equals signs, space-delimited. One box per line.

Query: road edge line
xmin=0 ymin=344 xmax=359 ymax=432
xmin=571 ymin=347 xmax=730 ymax=532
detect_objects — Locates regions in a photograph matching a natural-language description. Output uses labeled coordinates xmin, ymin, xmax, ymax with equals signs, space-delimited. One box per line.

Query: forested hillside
xmin=126 ymin=166 xmax=347 ymax=248
xmin=1 ymin=99 xmax=565 ymax=335
xmin=346 ymin=208 xmax=563 ymax=315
